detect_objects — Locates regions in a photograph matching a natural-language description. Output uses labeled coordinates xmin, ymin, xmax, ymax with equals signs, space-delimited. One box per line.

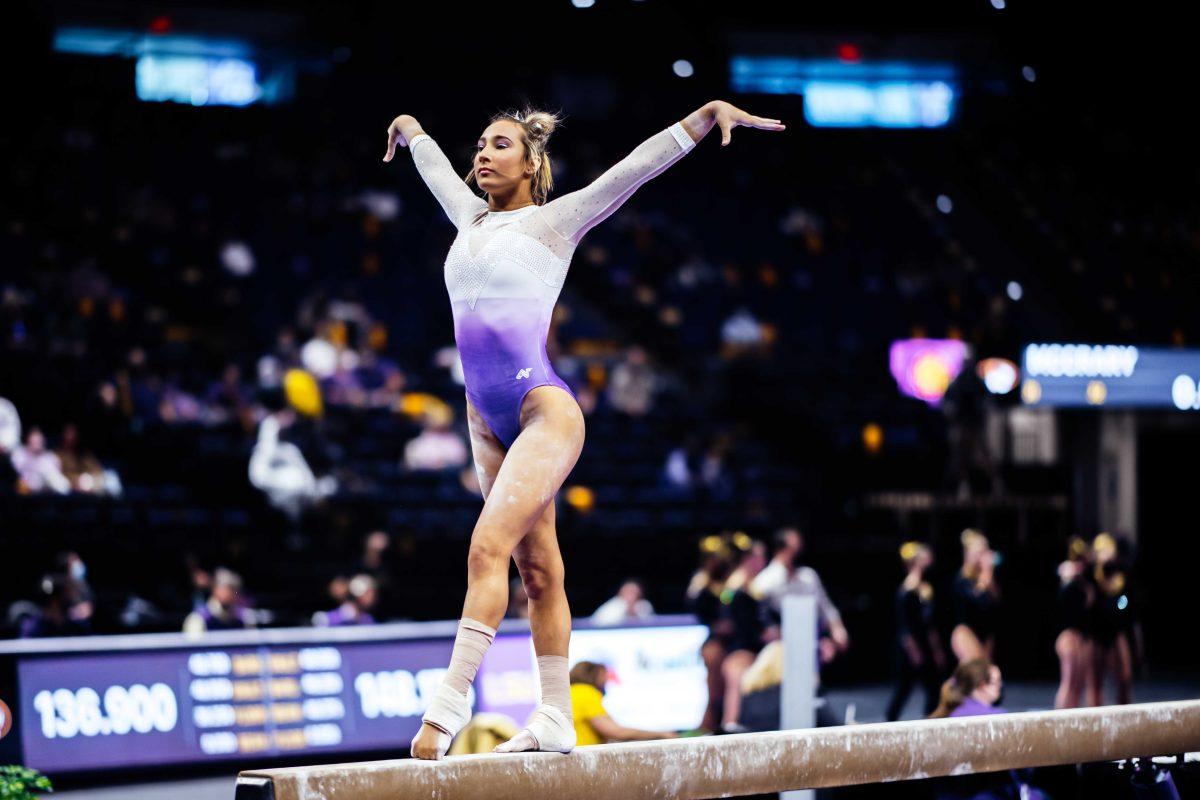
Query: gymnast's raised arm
xmin=383 ymin=113 xmax=486 ymax=230
xmin=537 ymin=100 xmax=786 ymax=245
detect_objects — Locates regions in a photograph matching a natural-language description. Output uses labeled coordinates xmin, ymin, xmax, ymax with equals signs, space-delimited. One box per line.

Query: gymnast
xmin=383 ymin=100 xmax=785 ymax=759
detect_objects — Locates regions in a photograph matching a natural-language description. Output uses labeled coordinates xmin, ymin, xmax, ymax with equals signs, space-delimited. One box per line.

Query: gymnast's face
xmin=475 ymin=120 xmax=538 ymax=193
xmin=917 ymin=548 xmax=933 ymax=571
xmin=978 ymin=665 xmax=1003 ymax=705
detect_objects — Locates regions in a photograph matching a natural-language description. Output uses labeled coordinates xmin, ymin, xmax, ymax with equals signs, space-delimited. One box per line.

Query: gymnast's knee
xmin=515 ymin=547 xmax=564 ymax=602
xmin=702 ymin=639 xmax=726 ymax=666
xmin=721 ymin=650 xmax=754 ymax=678
xmin=467 ymin=536 xmax=509 ymax=582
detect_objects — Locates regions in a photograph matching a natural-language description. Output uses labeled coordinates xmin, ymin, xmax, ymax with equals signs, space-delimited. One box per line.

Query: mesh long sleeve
xmin=409 ymin=134 xmax=488 ymax=230
xmin=538 ymin=121 xmax=696 ymax=245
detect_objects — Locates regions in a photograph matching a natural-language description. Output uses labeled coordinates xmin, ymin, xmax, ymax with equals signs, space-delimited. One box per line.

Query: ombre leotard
xmin=407 ymin=121 xmax=696 ymax=448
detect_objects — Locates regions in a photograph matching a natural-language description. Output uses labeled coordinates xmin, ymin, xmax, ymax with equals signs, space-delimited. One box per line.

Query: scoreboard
xmin=15 ymin=639 xmax=452 ymax=771
xmin=0 ymin=616 xmax=707 ymax=775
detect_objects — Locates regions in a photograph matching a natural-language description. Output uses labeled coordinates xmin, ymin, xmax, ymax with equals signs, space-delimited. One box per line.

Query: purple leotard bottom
xmin=454 ymin=296 xmax=579 ymax=450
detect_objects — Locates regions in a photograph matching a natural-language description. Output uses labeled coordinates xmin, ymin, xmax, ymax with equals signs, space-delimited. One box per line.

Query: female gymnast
xmin=1087 ymin=533 xmax=1140 ymax=706
xmin=1053 ymin=536 xmax=1093 ymax=709
xmin=885 ymin=542 xmax=946 ymax=721
xmin=950 ymin=528 xmax=1000 ymax=663
xmin=383 ymin=100 xmax=786 ymax=759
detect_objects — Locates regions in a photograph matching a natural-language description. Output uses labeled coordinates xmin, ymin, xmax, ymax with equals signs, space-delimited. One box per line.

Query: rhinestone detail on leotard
xmin=446 ymin=228 xmax=571 ymax=309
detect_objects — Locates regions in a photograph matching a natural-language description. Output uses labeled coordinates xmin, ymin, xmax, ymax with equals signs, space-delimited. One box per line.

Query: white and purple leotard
xmin=408 ymin=121 xmax=697 ymax=448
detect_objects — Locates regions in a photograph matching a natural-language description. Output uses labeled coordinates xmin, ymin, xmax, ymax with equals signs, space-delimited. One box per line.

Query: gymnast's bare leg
xmin=410 ymin=386 xmax=584 ymax=758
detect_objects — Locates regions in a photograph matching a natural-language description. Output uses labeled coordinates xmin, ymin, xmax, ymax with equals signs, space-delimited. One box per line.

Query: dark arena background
xmin=1 ymin=2 xmax=1197 ymax=799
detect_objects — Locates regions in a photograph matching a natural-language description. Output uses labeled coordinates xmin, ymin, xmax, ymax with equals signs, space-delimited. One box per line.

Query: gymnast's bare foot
xmin=410 ymin=721 xmax=453 ymax=760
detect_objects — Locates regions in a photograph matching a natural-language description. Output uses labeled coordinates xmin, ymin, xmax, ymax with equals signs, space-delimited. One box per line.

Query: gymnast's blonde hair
xmin=463 ymin=105 xmax=564 ymax=206
xmin=900 ymin=541 xmax=929 ymax=568
xmin=960 ymin=528 xmax=989 ymax=583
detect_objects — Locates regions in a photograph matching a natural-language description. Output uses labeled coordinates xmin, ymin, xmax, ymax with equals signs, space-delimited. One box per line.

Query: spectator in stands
xmin=54 ymin=551 xmax=95 ymax=622
xmin=664 ymin=431 xmax=732 ymax=496
xmin=605 ymin=345 xmax=658 ymax=417
xmin=249 ymin=407 xmax=338 ymax=519
xmin=751 ymin=526 xmax=850 ymax=667
xmin=56 ymin=422 xmax=116 ymax=495
xmin=184 ymin=554 xmax=213 ymax=613
xmin=569 ymin=661 xmax=679 ymax=745
xmin=18 ymin=573 xmax=92 ymax=638
xmin=158 ymin=374 xmax=205 ymax=423
xmin=361 ymin=355 xmax=408 ymax=410
xmin=84 ymin=381 xmax=130 ymax=460
xmin=590 ymin=578 xmax=655 ymax=626
xmin=326 ymin=574 xmax=350 ymax=607
xmin=205 ymin=362 xmax=253 ymax=428
xmin=403 ymin=407 xmax=468 ymax=472
xmin=664 ymin=432 xmax=706 ymax=491
xmin=322 ymin=348 xmax=369 ymax=408
xmin=183 ymin=568 xmax=257 ymax=634
xmin=125 ymin=348 xmax=164 ymax=426
xmin=10 ymin=427 xmax=70 ymax=494
xmin=313 ymin=574 xmax=378 ymax=626
xmin=700 ymin=431 xmax=736 ymax=499
xmin=350 ymin=530 xmax=398 ymax=619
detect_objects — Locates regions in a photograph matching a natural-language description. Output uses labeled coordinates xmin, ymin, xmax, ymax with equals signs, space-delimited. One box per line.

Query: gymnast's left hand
xmin=710 ymin=100 xmax=786 ymax=147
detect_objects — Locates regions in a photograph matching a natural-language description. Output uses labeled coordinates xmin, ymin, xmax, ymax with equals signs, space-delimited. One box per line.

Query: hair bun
xmin=473 ymin=105 xmax=566 ymax=205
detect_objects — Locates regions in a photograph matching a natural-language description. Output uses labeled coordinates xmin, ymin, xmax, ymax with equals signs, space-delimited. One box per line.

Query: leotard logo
xmin=515 ymin=368 xmax=532 ymax=380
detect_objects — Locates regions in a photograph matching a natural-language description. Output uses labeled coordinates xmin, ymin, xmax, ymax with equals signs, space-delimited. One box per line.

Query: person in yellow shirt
xmin=569 ymin=661 xmax=681 ymax=746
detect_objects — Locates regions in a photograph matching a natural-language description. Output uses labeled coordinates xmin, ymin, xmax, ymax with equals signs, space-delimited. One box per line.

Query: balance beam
xmin=235 ymin=699 xmax=1200 ymax=800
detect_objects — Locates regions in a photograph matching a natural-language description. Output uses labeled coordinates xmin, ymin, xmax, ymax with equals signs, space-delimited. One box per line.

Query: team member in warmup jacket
xmin=383 ymin=101 xmax=785 ymax=759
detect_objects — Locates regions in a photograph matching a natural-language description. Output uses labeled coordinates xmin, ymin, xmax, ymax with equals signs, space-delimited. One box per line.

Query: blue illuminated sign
xmin=1020 ymin=344 xmax=1200 ymax=410
xmin=136 ymin=56 xmax=261 ymax=106
xmin=729 ymin=57 xmax=957 ymax=128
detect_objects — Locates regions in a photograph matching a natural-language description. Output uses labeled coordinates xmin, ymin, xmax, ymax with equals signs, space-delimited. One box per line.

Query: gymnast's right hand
xmin=410 ymin=721 xmax=451 ymax=760
xmin=383 ymin=114 xmax=419 ymax=163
